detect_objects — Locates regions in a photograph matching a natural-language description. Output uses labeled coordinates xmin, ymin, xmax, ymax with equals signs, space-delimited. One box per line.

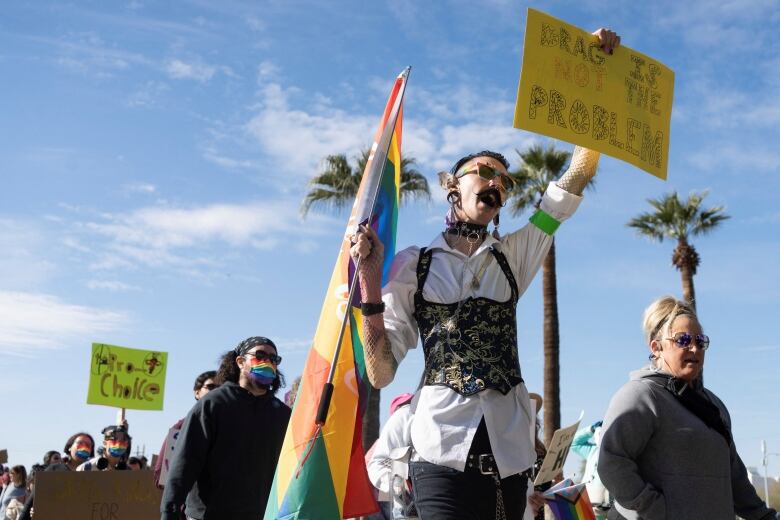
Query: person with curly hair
xmin=160 ymin=337 xmax=291 ymax=520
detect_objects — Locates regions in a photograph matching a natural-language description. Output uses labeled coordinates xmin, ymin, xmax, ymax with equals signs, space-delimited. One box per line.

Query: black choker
xmin=445 ymin=221 xmax=487 ymax=239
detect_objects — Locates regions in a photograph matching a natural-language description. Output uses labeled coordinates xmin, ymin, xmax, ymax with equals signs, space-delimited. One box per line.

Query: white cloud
xmin=245 ymin=83 xmax=376 ymax=177
xmin=243 ymin=79 xmax=533 ymax=179
xmin=202 ymin=148 xmax=257 ymax=170
xmin=0 ymin=291 xmax=126 ymax=356
xmin=166 ymin=59 xmax=216 ymax=82
xmin=123 ymin=182 xmax=157 ymax=194
xmin=0 ymin=219 xmax=57 ymax=290
xmin=257 ymin=60 xmax=280 ymax=83
xmin=86 ymin=280 xmax=140 ymax=292
xmin=31 ymin=31 xmax=152 ymax=78
xmin=82 ymin=200 xmax=334 ymax=272
xmin=126 ymin=81 xmax=169 ymax=108
xmin=687 ymin=143 xmax=780 ymax=174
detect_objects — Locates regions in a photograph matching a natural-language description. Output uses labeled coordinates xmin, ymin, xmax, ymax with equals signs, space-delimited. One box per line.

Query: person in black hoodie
xmin=161 ymin=337 xmax=291 ymax=520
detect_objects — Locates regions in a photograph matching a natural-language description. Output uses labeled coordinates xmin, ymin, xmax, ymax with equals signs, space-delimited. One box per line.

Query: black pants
xmin=409 ymin=420 xmax=528 ymax=520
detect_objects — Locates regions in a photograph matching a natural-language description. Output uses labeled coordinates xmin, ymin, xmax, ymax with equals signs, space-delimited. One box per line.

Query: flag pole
xmin=314 ymin=66 xmax=411 ymax=427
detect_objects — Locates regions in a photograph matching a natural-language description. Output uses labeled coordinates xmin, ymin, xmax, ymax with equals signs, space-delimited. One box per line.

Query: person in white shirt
xmin=367 ymin=393 xmax=417 ymax=520
xmin=351 ymin=29 xmax=620 ymax=518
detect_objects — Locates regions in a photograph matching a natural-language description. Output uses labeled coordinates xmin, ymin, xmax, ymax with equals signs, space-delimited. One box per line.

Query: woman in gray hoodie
xmin=598 ymin=296 xmax=777 ymax=520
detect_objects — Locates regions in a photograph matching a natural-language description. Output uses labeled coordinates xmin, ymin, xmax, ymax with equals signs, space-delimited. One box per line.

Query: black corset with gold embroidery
xmin=413 ymin=247 xmax=523 ymax=396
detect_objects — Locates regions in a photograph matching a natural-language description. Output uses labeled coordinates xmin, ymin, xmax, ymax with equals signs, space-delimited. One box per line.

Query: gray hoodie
xmin=598 ymin=366 xmax=776 ymax=520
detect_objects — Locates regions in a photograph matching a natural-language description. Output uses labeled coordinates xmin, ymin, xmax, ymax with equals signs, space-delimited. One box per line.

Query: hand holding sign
xmin=515 ymin=9 xmax=674 ymax=180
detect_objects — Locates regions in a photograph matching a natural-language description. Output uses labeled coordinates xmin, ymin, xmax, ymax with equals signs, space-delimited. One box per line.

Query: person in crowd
xmin=350 ymin=28 xmax=619 ymax=517
xmin=598 ymin=296 xmax=779 ymax=519
xmin=128 ymin=457 xmax=144 ymax=471
xmin=524 ymin=393 xmax=547 ymax=520
xmin=160 ymin=336 xmax=291 ymax=520
xmin=154 ymin=370 xmax=218 ymax=488
xmin=571 ymin=420 xmax=609 ymax=519
xmin=1 ymin=467 xmax=9 ymax=491
xmin=61 ymin=432 xmax=95 ymax=471
xmin=367 ymin=392 xmax=416 ymax=520
xmin=41 ymin=451 xmax=61 ymax=468
xmin=0 ymin=466 xmax=27 ymax=519
xmin=284 ymin=375 xmax=301 ymax=408
xmin=78 ymin=425 xmax=132 ymax=471
xmin=18 ymin=432 xmax=96 ymax=519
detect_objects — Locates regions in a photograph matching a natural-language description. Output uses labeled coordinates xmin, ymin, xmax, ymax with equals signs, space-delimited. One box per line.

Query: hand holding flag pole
xmin=294 ymin=67 xmax=411 ymax=481
xmin=315 ymin=66 xmax=410 ymax=428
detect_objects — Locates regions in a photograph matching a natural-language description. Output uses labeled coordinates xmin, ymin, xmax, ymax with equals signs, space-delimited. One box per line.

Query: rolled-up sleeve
xmin=504 ymin=182 xmax=583 ymax=294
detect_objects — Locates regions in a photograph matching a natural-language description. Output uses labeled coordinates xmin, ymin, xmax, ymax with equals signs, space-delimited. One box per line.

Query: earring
xmin=492 ymin=213 xmax=500 ymax=239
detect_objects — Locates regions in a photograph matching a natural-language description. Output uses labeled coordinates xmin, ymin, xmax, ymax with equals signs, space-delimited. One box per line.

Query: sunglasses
xmin=455 ymin=162 xmax=515 ymax=192
xmin=249 ymin=350 xmax=282 ymax=365
xmin=665 ymin=332 xmax=710 ymax=350
xmin=203 ymin=383 xmax=219 ymax=390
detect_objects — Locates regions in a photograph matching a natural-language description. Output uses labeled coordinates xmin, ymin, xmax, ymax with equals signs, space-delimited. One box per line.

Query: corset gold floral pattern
xmin=413 ymin=247 xmax=523 ymax=396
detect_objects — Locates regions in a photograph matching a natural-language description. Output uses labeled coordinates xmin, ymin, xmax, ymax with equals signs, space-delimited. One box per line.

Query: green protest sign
xmin=87 ymin=343 xmax=167 ymax=411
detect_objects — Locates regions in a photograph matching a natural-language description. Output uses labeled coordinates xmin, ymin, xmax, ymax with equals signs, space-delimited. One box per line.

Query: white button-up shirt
xmin=382 ymin=182 xmax=581 ymax=478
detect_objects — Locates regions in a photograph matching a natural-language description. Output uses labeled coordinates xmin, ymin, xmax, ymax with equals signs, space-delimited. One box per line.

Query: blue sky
xmin=2 ymin=0 xmax=779 ymax=480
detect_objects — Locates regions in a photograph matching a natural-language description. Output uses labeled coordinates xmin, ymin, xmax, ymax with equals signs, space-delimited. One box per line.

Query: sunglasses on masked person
xmin=249 ymin=350 xmax=283 ymax=365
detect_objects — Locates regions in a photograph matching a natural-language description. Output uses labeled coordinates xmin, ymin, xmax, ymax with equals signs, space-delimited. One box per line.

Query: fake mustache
xmin=477 ymin=187 xmax=502 ymax=208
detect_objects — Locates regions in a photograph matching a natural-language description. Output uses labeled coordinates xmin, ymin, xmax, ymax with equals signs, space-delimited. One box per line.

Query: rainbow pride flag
xmin=264 ymin=68 xmax=409 ymax=520
xmin=543 ymin=478 xmax=597 ymax=520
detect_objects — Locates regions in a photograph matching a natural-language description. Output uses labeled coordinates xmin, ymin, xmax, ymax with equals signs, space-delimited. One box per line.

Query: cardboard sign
xmin=534 ymin=411 xmax=583 ymax=485
xmin=0 ymin=449 xmax=7 ymax=464
xmin=157 ymin=425 xmax=181 ymax=487
xmin=87 ymin=343 xmax=168 ymax=411
xmin=514 ymin=8 xmax=674 ymax=180
xmin=35 ymin=470 xmax=161 ymax=520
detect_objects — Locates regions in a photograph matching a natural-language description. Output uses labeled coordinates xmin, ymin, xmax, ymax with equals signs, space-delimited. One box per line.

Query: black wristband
xmin=361 ymin=301 xmax=385 ymax=316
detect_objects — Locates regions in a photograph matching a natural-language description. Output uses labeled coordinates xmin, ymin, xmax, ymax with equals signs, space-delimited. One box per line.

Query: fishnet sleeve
xmin=556 ymin=146 xmax=600 ymax=196
xmin=358 ymin=253 xmax=397 ymax=389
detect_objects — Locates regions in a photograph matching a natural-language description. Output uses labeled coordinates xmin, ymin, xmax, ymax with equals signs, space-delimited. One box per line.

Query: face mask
xmin=75 ymin=448 xmax=91 ymax=460
xmin=248 ymin=359 xmax=277 ymax=386
xmin=106 ymin=441 xmax=128 ymax=458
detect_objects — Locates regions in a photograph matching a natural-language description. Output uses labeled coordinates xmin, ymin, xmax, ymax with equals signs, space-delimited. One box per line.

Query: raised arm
xmin=555 ymin=28 xmax=620 ymax=196
xmin=351 ymin=225 xmax=397 ymax=388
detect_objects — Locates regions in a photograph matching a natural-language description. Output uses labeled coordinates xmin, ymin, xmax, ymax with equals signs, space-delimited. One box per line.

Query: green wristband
xmin=529 ymin=209 xmax=561 ymax=236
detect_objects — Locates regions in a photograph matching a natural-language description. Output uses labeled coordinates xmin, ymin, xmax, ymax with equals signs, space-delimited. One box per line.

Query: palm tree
xmin=301 ymin=148 xmax=430 ymax=217
xmin=508 ymin=143 xmax=593 ymax=446
xmin=627 ymin=191 xmax=729 ymax=309
xmin=301 ymin=146 xmax=430 ymax=450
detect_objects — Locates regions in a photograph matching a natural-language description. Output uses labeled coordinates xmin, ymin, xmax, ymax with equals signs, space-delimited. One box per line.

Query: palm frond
xmin=302 ymin=147 xmax=430 ymax=216
xmin=626 ymin=191 xmax=729 ymax=242
xmin=508 ymin=143 xmax=572 ymax=216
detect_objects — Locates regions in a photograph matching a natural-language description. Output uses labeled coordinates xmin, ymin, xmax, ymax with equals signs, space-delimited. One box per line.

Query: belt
xmin=467 ymin=453 xmax=498 ymax=475
xmin=467 ymin=453 xmax=534 ymax=479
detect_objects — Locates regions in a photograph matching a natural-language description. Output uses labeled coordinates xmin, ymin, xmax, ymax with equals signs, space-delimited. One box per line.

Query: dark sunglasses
xmin=249 ymin=350 xmax=282 ymax=365
xmin=455 ymin=162 xmax=515 ymax=192
xmin=203 ymin=383 xmax=219 ymax=390
xmin=665 ymin=332 xmax=710 ymax=350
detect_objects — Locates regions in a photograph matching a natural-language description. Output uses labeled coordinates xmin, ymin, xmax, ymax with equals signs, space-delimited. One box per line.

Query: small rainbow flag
xmin=264 ymin=68 xmax=409 ymax=520
xmin=543 ymin=478 xmax=597 ymax=520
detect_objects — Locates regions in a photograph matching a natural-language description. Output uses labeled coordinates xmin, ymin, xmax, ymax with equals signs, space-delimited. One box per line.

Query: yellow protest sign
xmin=514 ymin=9 xmax=674 ymax=180
xmin=87 ymin=343 xmax=167 ymax=411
